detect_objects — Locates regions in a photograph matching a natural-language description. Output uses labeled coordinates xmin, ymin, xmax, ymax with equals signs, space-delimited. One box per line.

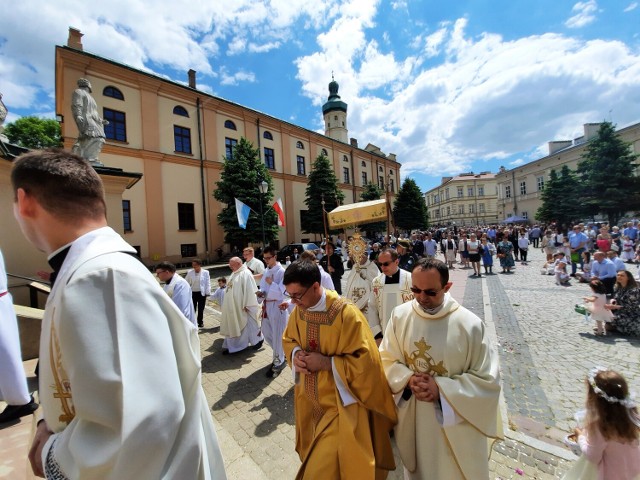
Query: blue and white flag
xmin=235 ymin=198 xmax=251 ymax=229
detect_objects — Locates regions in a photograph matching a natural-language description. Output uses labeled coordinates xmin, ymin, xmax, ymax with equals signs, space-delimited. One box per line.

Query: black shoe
xmin=0 ymin=396 xmax=38 ymax=423
xmin=266 ymin=362 xmax=286 ymax=378
xmin=198 ymin=323 xmax=204 ymax=328
xmin=222 ymin=348 xmax=230 ymax=355
xmin=252 ymin=340 xmax=264 ymax=350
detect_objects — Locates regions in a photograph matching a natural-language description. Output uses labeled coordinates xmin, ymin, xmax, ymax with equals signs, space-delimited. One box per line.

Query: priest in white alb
xmin=368 ymin=248 xmax=413 ymax=344
xmin=379 ymin=258 xmax=503 ymax=480
xmin=220 ymin=257 xmax=263 ymax=354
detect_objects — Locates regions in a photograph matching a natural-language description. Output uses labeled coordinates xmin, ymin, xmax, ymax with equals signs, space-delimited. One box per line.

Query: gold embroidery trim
xmin=50 ymin=313 xmax=75 ymax=424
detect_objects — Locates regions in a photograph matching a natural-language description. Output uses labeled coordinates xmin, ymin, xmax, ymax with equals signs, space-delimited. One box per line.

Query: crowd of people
xmin=1 ymin=148 xmax=638 ymax=478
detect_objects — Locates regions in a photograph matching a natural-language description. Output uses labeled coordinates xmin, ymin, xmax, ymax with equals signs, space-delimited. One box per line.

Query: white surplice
xmin=367 ymin=268 xmax=414 ymax=337
xmin=344 ymin=259 xmax=380 ymax=325
xmin=259 ymin=262 xmax=288 ymax=367
xmin=38 ymin=227 xmax=226 ymax=479
xmin=380 ymin=294 xmax=503 ymax=480
xmin=220 ymin=264 xmax=262 ymax=353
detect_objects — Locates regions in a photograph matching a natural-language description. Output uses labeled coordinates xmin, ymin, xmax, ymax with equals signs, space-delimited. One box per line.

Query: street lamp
xmin=258 ymin=180 xmax=268 ymax=247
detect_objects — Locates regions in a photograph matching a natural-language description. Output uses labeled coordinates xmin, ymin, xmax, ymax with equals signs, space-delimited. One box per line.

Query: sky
xmin=1 ymin=0 xmax=639 ymax=193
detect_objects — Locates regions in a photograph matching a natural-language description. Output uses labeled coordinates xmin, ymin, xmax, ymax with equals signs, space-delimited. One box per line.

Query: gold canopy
xmin=327 ymin=199 xmax=387 ymax=229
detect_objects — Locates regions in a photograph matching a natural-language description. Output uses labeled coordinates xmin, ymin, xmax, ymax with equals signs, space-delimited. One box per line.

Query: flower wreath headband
xmin=588 ymin=367 xmax=637 ymax=409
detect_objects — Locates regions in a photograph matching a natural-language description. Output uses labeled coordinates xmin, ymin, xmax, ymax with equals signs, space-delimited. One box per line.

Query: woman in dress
xmin=497 ymin=234 xmax=515 ymax=273
xmin=467 ymin=233 xmax=482 ymax=276
xmin=576 ymin=251 xmax=593 ymax=283
xmin=481 ymin=237 xmax=495 ymax=275
xmin=605 ymin=270 xmax=640 ymax=337
xmin=620 ymin=235 xmax=635 ymax=262
xmin=596 ymin=226 xmax=612 ymax=252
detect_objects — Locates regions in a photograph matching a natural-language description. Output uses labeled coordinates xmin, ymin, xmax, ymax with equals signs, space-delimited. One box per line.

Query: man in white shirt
xmin=243 ymin=247 xmax=265 ymax=281
xmin=155 ymin=261 xmax=196 ymax=326
xmin=185 ymin=258 xmax=211 ymax=327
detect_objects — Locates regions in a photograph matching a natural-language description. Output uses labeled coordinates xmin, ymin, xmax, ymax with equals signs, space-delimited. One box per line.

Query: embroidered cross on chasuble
xmin=298 ymin=296 xmax=346 ymax=427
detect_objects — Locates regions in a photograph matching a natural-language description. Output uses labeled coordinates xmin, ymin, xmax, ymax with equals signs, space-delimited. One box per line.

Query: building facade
xmin=54 ymin=29 xmax=400 ymax=264
xmin=425 ymin=172 xmax=499 ymax=226
xmin=495 ymin=122 xmax=640 ymax=222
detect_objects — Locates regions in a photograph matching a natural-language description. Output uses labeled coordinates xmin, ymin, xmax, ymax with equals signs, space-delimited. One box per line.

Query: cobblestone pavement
xmin=198 ymin=249 xmax=640 ymax=479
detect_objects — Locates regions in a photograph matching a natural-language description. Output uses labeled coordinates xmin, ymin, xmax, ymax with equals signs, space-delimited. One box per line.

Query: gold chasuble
xmin=283 ymin=290 xmax=397 ymax=480
xmin=380 ymin=294 xmax=503 ymax=480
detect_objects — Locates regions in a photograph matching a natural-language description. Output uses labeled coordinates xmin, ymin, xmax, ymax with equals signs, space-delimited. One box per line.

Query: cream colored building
xmin=51 ymin=28 xmax=400 ymax=265
xmin=424 ymin=172 xmax=499 ymax=226
xmin=495 ymin=122 xmax=640 ymax=222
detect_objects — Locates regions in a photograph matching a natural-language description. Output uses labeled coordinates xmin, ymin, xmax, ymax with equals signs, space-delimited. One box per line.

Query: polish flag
xmin=273 ymin=198 xmax=286 ymax=227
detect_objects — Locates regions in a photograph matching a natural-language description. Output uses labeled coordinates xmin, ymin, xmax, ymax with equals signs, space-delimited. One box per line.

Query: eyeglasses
xmin=263 ymin=256 xmax=273 ymax=260
xmin=284 ymin=285 xmax=310 ymax=301
xmin=409 ymin=287 xmax=443 ymax=296
xmin=379 ymin=261 xmax=395 ymax=267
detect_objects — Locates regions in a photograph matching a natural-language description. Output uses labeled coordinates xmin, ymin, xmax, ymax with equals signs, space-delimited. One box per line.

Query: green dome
xmin=322 ymin=77 xmax=347 ymax=114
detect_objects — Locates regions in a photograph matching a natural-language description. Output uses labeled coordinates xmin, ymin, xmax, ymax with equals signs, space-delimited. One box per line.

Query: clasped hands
xmin=408 ymin=372 xmax=440 ymax=403
xmin=293 ymin=350 xmax=331 ymax=375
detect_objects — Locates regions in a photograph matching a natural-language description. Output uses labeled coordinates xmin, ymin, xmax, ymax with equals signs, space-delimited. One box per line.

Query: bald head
xmin=229 ymin=256 xmax=243 ymax=271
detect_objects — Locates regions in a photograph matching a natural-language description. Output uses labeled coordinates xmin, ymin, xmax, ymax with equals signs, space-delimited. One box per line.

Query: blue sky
xmin=1 ymin=0 xmax=639 ymax=193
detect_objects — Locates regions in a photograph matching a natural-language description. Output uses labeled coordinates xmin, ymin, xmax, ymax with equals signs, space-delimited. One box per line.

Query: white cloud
xmin=565 ymin=0 xmax=598 ymax=29
xmin=623 ymin=2 xmax=638 ymax=12
xmin=220 ymin=69 xmax=256 ymax=86
xmin=510 ymin=159 xmax=525 ymax=166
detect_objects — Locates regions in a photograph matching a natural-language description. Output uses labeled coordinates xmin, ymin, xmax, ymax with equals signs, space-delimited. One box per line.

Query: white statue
xmin=71 ymin=78 xmax=108 ymax=165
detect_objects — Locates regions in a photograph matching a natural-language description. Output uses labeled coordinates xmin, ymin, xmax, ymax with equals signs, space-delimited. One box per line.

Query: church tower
xmin=322 ymin=76 xmax=348 ymax=143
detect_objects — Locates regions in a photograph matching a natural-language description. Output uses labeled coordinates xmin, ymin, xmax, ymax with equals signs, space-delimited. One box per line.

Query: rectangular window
xmin=299 ymin=209 xmax=307 ymax=224
xmin=297 ymin=155 xmax=306 ymax=175
xmin=478 ymin=186 xmax=484 ymax=196
xmin=446 ymin=206 xmax=450 ymax=215
xmin=469 ymin=204 xmax=475 ymax=213
xmin=522 ymin=211 xmax=529 ymax=220
xmin=177 ymin=202 xmax=195 ymax=230
xmin=264 ymin=147 xmax=275 ymax=169
xmin=457 ymin=187 xmax=463 ymax=198
xmin=467 ymin=187 xmax=474 ymax=197
xmin=479 ymin=203 xmax=485 ymax=213
xmin=379 ymin=176 xmax=385 ymax=189
xmin=343 ymin=167 xmax=350 ymax=184
xmin=390 ymin=178 xmax=395 ymax=193
xmin=537 ymin=176 xmax=544 ymax=191
xmin=122 ymin=200 xmax=132 ymax=232
xmin=180 ymin=243 xmax=197 ymax=258
xmin=520 ymin=181 xmax=527 ymax=195
xmin=435 ymin=210 xmax=440 ymax=219
xmin=174 ymin=125 xmax=192 ymax=154
xmin=505 ymin=185 xmax=511 ymax=198
xmin=459 ymin=204 xmax=464 ymax=214
xmin=225 ymin=137 xmax=237 ymax=160
xmin=445 ymin=188 xmax=450 ymax=200
xmin=361 ymin=171 xmax=368 ymax=186
xmin=103 ymin=108 xmax=127 ymax=142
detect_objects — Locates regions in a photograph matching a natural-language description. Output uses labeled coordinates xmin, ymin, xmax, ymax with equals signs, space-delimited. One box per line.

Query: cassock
xmin=38 ymin=227 xmax=226 ymax=479
xmin=379 ymin=294 xmax=503 ymax=480
xmin=259 ymin=262 xmax=289 ymax=368
xmin=368 ymin=268 xmax=413 ymax=337
xmin=344 ymin=259 xmax=380 ymax=326
xmin=220 ymin=264 xmax=263 ymax=352
xmin=283 ymin=289 xmax=397 ymax=479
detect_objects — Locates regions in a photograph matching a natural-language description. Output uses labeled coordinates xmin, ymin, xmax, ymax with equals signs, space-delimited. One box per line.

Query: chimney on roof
xmin=68 ymin=27 xmax=84 ymax=51
xmin=548 ymin=140 xmax=572 ymax=155
xmin=188 ymin=69 xmax=197 ymax=89
xmin=387 ymin=153 xmax=396 ymax=162
xmin=350 ymin=138 xmax=358 ymax=148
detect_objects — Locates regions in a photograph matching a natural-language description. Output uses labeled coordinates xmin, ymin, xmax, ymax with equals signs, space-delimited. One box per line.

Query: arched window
xmin=321 ymin=148 xmax=328 ymax=156
xmin=389 ymin=169 xmax=394 ymax=175
xmin=103 ymin=86 xmax=124 ymax=100
xmin=173 ymin=105 xmax=189 ymax=117
xmin=361 ymin=161 xmax=366 ymax=167
xmin=263 ymin=131 xmax=273 ymax=140
xmin=343 ymin=155 xmax=349 ymax=162
xmin=296 ymin=141 xmax=304 ymax=149
xmin=379 ymin=166 xmax=383 ymax=172
xmin=224 ymin=120 xmax=237 ymax=130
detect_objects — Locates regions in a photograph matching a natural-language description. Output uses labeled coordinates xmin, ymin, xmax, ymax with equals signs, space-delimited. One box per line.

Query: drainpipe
xmin=196 ymin=97 xmax=209 ymax=262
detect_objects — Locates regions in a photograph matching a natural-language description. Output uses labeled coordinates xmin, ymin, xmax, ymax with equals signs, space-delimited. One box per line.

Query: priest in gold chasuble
xmin=282 ymin=260 xmax=397 ymax=480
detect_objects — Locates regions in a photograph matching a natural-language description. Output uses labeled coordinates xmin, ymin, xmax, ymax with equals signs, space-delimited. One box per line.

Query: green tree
xmin=393 ymin=178 xmax=429 ymax=231
xmin=359 ymin=182 xmax=386 ymax=236
xmin=302 ymin=153 xmax=345 ymax=236
xmin=535 ymin=166 xmax=581 ymax=229
xmin=213 ymin=137 xmax=278 ymax=247
xmin=4 ymin=116 xmax=62 ymax=149
xmin=576 ymin=121 xmax=640 ymax=225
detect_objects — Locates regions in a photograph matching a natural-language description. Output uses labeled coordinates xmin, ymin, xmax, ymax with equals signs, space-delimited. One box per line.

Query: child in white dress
xmin=583 ymin=279 xmax=613 ymax=336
